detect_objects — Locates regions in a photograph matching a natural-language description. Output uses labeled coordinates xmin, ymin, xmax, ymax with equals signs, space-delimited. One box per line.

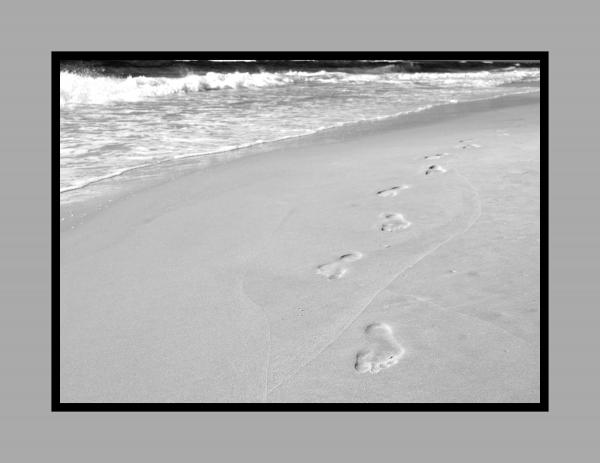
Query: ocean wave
xmin=59 ymin=71 xmax=296 ymax=105
xmin=321 ymin=69 xmax=540 ymax=87
xmin=60 ymin=69 xmax=539 ymax=106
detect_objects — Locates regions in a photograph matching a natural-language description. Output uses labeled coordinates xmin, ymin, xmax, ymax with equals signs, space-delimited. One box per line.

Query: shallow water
xmin=60 ymin=62 xmax=540 ymax=204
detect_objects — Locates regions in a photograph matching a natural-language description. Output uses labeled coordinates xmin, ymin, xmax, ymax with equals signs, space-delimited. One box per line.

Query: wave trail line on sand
xmin=267 ymin=168 xmax=483 ymax=396
xmin=239 ymin=206 xmax=296 ymax=402
xmin=405 ymin=294 xmax=536 ymax=347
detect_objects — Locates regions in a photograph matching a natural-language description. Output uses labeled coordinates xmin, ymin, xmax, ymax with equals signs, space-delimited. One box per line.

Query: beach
xmin=60 ymin=93 xmax=540 ymax=403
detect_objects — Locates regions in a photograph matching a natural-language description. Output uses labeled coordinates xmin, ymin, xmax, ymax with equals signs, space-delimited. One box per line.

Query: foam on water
xmin=60 ymin=69 xmax=539 ymax=106
xmin=60 ymin=71 xmax=295 ymax=106
xmin=60 ymin=66 xmax=540 ymax=203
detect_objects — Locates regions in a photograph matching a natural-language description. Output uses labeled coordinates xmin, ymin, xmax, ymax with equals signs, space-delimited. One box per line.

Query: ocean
xmin=59 ymin=60 xmax=540 ymax=205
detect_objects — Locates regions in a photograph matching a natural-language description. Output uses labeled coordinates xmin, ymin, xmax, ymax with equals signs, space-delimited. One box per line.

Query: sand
xmin=60 ymin=94 xmax=540 ymax=403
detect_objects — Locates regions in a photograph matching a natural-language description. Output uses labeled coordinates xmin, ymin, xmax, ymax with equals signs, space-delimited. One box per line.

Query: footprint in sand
xmin=425 ymin=164 xmax=447 ymax=175
xmin=355 ymin=322 xmax=405 ymax=374
xmin=376 ymin=185 xmax=410 ymax=197
xmin=424 ymin=152 xmax=450 ymax=160
xmin=456 ymin=139 xmax=482 ymax=149
xmin=316 ymin=251 xmax=363 ymax=280
xmin=379 ymin=212 xmax=411 ymax=232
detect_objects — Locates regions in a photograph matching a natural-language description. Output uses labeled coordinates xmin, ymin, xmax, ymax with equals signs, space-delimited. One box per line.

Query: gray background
xmin=1 ymin=0 xmax=597 ymax=460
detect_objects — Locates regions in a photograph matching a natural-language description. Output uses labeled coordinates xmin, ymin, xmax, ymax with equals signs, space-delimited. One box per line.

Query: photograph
xmin=55 ymin=53 xmax=546 ymax=410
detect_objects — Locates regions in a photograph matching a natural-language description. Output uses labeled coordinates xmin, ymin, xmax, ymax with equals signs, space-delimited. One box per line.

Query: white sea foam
xmin=60 ymin=69 xmax=540 ymax=106
xmin=60 ymin=66 xmax=540 ymax=202
xmin=59 ymin=71 xmax=296 ymax=106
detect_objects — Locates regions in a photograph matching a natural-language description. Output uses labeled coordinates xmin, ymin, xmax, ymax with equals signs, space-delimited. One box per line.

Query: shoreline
xmin=60 ymin=91 xmax=539 ymax=232
xmin=60 ymin=93 xmax=540 ymax=403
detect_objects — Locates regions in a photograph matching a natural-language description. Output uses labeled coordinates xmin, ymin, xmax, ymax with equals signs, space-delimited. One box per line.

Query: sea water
xmin=59 ymin=60 xmax=540 ymax=205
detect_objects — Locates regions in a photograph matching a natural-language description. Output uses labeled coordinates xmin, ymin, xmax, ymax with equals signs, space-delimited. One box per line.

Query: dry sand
xmin=60 ymin=94 xmax=540 ymax=403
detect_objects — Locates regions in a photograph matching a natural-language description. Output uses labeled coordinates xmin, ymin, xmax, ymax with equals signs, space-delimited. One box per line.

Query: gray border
xmin=1 ymin=1 xmax=597 ymax=459
xmin=52 ymin=52 xmax=547 ymax=412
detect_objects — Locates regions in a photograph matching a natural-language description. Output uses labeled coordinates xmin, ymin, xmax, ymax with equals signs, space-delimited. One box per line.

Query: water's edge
xmin=59 ymin=91 xmax=540 ymax=232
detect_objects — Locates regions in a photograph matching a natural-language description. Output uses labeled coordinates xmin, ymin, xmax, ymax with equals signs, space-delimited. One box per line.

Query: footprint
xmin=376 ymin=185 xmax=410 ymax=197
xmin=355 ymin=322 xmax=405 ymax=374
xmin=455 ymin=140 xmax=482 ymax=149
xmin=424 ymin=152 xmax=450 ymax=160
xmin=379 ymin=212 xmax=411 ymax=232
xmin=316 ymin=251 xmax=363 ymax=280
xmin=425 ymin=164 xmax=447 ymax=175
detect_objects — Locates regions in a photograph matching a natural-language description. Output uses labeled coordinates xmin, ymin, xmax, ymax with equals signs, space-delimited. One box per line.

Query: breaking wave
xmin=60 ymin=69 xmax=540 ymax=106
